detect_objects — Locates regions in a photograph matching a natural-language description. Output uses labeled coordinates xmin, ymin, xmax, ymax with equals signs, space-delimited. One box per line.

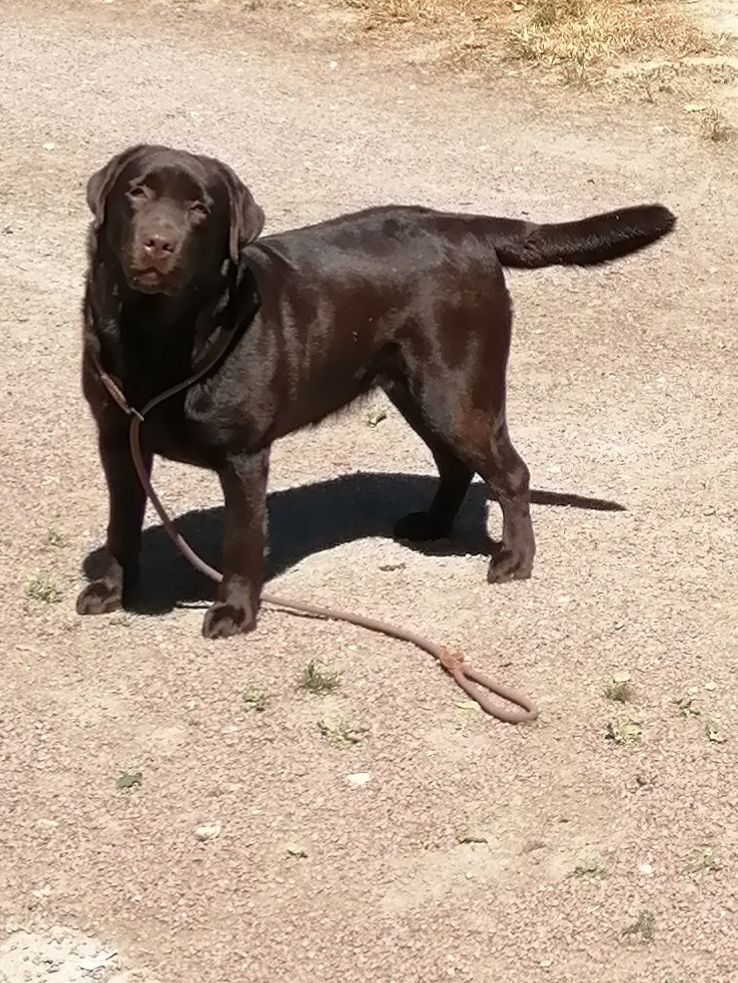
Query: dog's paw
xmin=202 ymin=601 xmax=255 ymax=640
xmin=393 ymin=511 xmax=451 ymax=543
xmin=486 ymin=548 xmax=533 ymax=584
xmin=76 ymin=580 xmax=123 ymax=616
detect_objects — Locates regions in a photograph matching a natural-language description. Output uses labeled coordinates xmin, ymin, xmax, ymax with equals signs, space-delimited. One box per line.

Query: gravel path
xmin=1 ymin=2 xmax=737 ymax=981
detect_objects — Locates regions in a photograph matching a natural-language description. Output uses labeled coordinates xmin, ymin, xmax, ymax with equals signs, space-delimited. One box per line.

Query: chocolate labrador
xmin=77 ymin=144 xmax=675 ymax=639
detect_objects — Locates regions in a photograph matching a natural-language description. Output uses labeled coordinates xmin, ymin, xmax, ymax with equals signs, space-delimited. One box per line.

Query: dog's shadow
xmin=82 ymin=470 xmax=625 ymax=614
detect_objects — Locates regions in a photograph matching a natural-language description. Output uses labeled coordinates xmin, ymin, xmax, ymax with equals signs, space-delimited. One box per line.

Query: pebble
xmin=347 ymin=772 xmax=372 ymax=788
xmin=194 ymin=823 xmax=221 ymax=842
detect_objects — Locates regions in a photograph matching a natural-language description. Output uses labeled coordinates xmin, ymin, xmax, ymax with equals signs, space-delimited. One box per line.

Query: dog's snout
xmin=143 ymin=232 xmax=177 ymax=260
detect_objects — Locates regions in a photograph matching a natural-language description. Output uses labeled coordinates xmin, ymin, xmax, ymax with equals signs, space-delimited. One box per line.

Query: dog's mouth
xmin=127 ymin=267 xmax=179 ymax=296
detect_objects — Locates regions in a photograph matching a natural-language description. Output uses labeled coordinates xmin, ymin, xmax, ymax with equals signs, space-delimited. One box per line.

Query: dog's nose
xmin=143 ymin=233 xmax=177 ymax=262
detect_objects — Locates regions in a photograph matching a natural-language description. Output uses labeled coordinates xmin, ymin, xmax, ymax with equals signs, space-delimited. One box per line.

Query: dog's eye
xmin=128 ymin=186 xmax=147 ymax=199
xmin=190 ymin=202 xmax=210 ymax=219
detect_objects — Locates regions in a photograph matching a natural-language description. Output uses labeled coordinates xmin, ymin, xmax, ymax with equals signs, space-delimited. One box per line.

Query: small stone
xmin=194 ymin=823 xmax=221 ymax=842
xmin=347 ymin=772 xmax=372 ymax=788
xmin=36 ymin=819 xmax=59 ymax=830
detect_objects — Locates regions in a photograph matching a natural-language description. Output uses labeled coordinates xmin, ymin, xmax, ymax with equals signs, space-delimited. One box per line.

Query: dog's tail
xmin=487 ymin=204 xmax=675 ymax=269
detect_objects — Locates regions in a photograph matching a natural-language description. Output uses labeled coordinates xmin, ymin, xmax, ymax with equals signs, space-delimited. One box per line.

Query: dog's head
xmin=86 ymin=144 xmax=265 ymax=296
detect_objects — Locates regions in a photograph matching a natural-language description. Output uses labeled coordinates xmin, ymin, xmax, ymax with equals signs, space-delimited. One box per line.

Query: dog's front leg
xmin=77 ymin=426 xmax=152 ymax=615
xmin=202 ymin=449 xmax=270 ymax=640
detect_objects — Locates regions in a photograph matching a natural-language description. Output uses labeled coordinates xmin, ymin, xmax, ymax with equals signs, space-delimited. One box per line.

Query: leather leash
xmin=93 ymin=324 xmax=539 ymax=725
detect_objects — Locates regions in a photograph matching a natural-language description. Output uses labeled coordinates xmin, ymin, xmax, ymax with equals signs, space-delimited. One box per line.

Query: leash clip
xmin=99 ymin=369 xmax=144 ymax=421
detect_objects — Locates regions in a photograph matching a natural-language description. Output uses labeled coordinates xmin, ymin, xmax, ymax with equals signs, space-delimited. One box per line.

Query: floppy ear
xmin=213 ymin=160 xmax=265 ymax=262
xmin=85 ymin=144 xmax=148 ymax=230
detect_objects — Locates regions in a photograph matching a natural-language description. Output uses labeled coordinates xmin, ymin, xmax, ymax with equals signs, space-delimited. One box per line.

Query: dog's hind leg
xmin=384 ymin=381 xmax=473 ymax=542
xmin=476 ymin=417 xmax=535 ymax=583
xmin=402 ymin=384 xmax=534 ymax=582
xmin=395 ymin=299 xmax=535 ymax=583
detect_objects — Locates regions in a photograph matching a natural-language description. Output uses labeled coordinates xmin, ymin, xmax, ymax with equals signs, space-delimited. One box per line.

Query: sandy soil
xmin=1 ymin=1 xmax=737 ymax=981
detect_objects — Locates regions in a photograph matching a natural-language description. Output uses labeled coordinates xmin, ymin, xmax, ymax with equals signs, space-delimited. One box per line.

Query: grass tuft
xmin=243 ymin=688 xmax=269 ymax=712
xmin=26 ymin=573 xmax=63 ymax=605
xmin=605 ymin=718 xmax=642 ymax=746
xmin=605 ymin=671 xmax=631 ymax=703
xmin=698 ymin=105 xmax=732 ymax=142
xmin=570 ymin=856 xmax=604 ymax=879
xmin=317 ymin=716 xmax=368 ymax=744
xmin=301 ymin=660 xmax=342 ymax=695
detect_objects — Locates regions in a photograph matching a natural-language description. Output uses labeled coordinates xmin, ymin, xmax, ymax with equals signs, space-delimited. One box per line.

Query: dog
xmin=76 ymin=143 xmax=675 ymax=639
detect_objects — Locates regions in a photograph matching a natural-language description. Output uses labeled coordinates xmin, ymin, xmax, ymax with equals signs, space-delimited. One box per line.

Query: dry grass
xmin=605 ymin=670 xmax=632 ymax=703
xmin=343 ymin=0 xmax=721 ymax=85
xmin=697 ymin=104 xmax=733 ymax=140
xmin=509 ymin=0 xmax=711 ymax=83
xmin=345 ymin=0 xmax=499 ymax=29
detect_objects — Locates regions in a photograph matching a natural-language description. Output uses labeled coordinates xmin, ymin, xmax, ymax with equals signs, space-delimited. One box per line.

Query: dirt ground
xmin=1 ymin=1 xmax=737 ymax=981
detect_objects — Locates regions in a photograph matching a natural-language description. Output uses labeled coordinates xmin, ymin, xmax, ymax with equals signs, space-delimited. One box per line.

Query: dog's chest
xmin=112 ymin=344 xmax=217 ymax=468
xmin=142 ymin=404 xmax=210 ymax=467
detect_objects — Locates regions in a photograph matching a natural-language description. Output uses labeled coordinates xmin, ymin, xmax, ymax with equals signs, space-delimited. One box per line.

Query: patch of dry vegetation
xmin=509 ymin=0 xmax=712 ymax=83
xmin=697 ymin=103 xmax=733 ymax=140
xmin=343 ymin=0 xmax=723 ymax=85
